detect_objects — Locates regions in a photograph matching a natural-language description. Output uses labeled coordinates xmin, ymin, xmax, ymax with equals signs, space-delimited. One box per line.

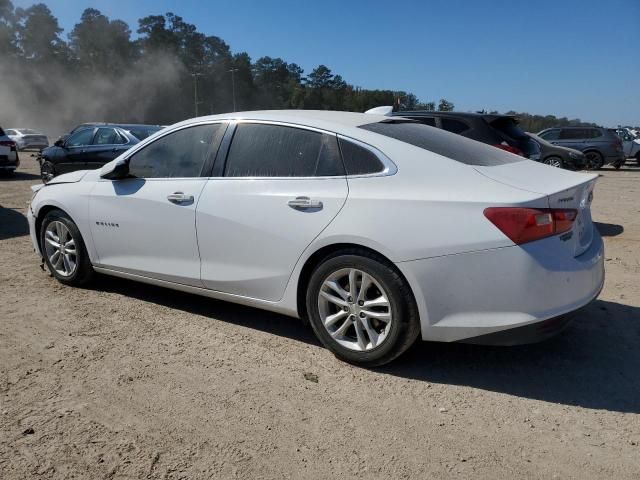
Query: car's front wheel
xmin=543 ymin=156 xmax=563 ymax=168
xmin=40 ymin=210 xmax=94 ymax=286
xmin=306 ymin=250 xmax=420 ymax=367
xmin=41 ymin=160 xmax=55 ymax=183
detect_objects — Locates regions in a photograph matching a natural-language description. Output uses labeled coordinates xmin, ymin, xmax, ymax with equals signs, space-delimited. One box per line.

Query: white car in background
xmin=27 ymin=110 xmax=604 ymax=366
xmin=0 ymin=126 xmax=20 ymax=174
xmin=5 ymin=128 xmax=49 ymax=151
xmin=615 ymin=128 xmax=640 ymax=165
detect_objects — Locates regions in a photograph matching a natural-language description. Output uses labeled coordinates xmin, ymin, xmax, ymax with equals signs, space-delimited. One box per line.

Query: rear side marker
xmin=484 ymin=207 xmax=578 ymax=245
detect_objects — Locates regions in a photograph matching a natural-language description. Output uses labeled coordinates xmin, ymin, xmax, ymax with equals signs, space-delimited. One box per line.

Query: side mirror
xmin=54 ymin=138 xmax=65 ymax=147
xmin=100 ymin=157 xmax=130 ymax=180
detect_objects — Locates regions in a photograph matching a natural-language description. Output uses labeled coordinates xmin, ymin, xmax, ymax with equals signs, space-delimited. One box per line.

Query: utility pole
xmin=228 ymin=68 xmax=239 ymax=112
xmin=191 ymin=73 xmax=203 ymax=117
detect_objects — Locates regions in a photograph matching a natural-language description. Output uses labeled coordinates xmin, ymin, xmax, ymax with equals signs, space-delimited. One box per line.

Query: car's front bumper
xmin=27 ymin=205 xmax=42 ymax=258
xmin=397 ymin=230 xmax=605 ymax=343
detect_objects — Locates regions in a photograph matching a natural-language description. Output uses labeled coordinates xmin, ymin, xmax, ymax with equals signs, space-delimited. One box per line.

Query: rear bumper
xmin=397 ymin=230 xmax=605 ymax=343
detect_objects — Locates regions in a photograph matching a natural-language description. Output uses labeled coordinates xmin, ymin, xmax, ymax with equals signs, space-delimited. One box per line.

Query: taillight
xmin=493 ymin=143 xmax=523 ymax=156
xmin=484 ymin=207 xmax=578 ymax=245
xmin=0 ymin=140 xmax=17 ymax=151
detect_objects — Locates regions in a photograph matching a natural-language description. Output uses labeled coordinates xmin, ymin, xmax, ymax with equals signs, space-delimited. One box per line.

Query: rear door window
xmin=224 ymin=123 xmax=344 ymax=177
xmin=441 ymin=118 xmax=470 ymax=134
xmin=93 ymin=128 xmax=123 ymax=145
xmin=560 ymin=129 xmax=586 ymax=140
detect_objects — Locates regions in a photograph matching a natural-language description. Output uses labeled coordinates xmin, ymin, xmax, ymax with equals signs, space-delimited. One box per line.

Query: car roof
xmin=172 ymin=110 xmax=392 ymax=133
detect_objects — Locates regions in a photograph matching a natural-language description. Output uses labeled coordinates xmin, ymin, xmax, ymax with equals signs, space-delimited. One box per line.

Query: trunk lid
xmin=475 ymin=160 xmax=598 ymax=257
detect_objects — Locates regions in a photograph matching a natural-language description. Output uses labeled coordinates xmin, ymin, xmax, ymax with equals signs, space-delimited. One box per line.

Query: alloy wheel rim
xmin=545 ymin=158 xmax=562 ymax=168
xmin=43 ymin=221 xmax=77 ymax=277
xmin=317 ymin=268 xmax=392 ymax=352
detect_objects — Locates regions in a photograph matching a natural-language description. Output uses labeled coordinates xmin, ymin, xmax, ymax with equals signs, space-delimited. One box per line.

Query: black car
xmin=526 ymin=133 xmax=586 ymax=170
xmin=40 ymin=124 xmax=164 ymax=182
xmin=389 ymin=110 xmax=541 ymax=161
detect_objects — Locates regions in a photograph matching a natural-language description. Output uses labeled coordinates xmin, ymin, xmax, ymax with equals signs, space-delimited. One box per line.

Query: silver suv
xmin=537 ymin=127 xmax=625 ymax=169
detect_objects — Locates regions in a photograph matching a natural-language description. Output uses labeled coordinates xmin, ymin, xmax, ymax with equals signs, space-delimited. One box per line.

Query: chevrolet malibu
xmin=27 ymin=111 xmax=604 ymax=366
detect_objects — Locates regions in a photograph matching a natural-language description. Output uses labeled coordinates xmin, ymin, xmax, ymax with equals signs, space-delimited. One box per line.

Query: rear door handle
xmin=167 ymin=192 xmax=194 ymax=204
xmin=288 ymin=196 xmax=323 ymax=209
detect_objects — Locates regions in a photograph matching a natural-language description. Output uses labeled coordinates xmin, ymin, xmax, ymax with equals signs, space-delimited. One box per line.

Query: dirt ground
xmin=1 ymin=156 xmax=639 ymax=479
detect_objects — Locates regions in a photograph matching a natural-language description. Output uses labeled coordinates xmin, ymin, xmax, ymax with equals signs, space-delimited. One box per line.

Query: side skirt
xmin=92 ymin=266 xmax=300 ymax=319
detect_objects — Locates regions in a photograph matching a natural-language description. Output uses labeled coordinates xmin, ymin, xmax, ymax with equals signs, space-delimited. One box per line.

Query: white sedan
xmin=27 ymin=110 xmax=604 ymax=366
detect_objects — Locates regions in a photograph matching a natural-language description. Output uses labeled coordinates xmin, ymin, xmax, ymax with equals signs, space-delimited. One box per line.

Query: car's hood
xmin=47 ymin=170 xmax=90 ymax=185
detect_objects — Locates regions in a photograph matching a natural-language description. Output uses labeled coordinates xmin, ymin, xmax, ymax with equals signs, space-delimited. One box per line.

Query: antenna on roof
xmin=364 ymin=106 xmax=394 ymax=116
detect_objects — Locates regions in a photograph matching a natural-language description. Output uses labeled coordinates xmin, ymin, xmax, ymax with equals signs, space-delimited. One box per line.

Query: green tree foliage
xmin=437 ymin=98 xmax=455 ymax=111
xmin=0 ymin=3 xmax=597 ymax=132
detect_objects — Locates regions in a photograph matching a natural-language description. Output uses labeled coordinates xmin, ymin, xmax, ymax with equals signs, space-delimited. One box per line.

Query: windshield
xmin=359 ymin=121 xmax=523 ymax=166
xmin=126 ymin=126 xmax=163 ymax=140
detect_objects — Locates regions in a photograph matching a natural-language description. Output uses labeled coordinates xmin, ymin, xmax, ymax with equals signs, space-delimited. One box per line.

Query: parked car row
xmin=365 ymin=107 xmax=627 ymax=170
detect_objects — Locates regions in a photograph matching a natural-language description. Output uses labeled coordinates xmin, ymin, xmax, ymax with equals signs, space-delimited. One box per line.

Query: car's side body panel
xmin=197 ymin=177 xmax=348 ymax=301
xmin=89 ymin=177 xmax=209 ymax=286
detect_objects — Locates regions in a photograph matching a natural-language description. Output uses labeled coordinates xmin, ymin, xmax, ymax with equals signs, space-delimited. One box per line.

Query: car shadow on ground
xmin=0 ymin=205 xmax=29 ymax=240
xmin=0 ymin=171 xmax=41 ymax=181
xmin=92 ymin=275 xmax=639 ymax=413
xmin=382 ymin=300 xmax=640 ymax=414
xmin=91 ymin=275 xmax=320 ymax=345
xmin=595 ymin=222 xmax=624 ymax=237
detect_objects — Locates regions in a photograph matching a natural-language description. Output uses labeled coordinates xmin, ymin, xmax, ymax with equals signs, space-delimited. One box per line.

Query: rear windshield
xmin=126 ymin=126 xmax=163 ymax=140
xmin=358 ymin=121 xmax=523 ymax=166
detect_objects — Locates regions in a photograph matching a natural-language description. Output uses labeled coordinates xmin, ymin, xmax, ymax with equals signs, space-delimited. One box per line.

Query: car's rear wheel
xmin=543 ymin=156 xmax=563 ymax=168
xmin=41 ymin=161 xmax=55 ymax=183
xmin=40 ymin=210 xmax=94 ymax=286
xmin=584 ymin=151 xmax=604 ymax=169
xmin=306 ymin=250 xmax=420 ymax=367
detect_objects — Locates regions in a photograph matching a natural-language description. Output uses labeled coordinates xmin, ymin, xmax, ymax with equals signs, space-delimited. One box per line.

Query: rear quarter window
xmin=338 ymin=138 xmax=385 ymax=175
xmin=359 ymin=121 xmax=523 ymax=166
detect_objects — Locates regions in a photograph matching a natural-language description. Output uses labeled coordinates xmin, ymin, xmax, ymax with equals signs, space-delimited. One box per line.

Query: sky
xmin=13 ymin=0 xmax=640 ymax=126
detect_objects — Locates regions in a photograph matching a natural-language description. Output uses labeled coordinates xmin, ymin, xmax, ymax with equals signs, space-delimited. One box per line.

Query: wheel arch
xmin=295 ymin=242 xmax=420 ymax=327
xmin=34 ymin=204 xmax=72 ymax=248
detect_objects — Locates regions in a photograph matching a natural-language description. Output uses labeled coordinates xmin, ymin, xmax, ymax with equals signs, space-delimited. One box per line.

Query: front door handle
xmin=167 ymin=192 xmax=194 ymax=204
xmin=288 ymin=196 xmax=323 ymax=209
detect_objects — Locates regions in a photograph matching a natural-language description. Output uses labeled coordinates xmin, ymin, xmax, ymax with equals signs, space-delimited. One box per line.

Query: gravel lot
xmin=1 ymin=156 xmax=639 ymax=479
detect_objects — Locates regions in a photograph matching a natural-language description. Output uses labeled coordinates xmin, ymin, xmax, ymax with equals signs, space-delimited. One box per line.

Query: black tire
xmin=635 ymin=153 xmax=640 ymax=166
xmin=41 ymin=160 xmax=55 ymax=183
xmin=584 ymin=151 xmax=604 ymax=170
xmin=40 ymin=209 xmax=94 ymax=286
xmin=305 ymin=249 xmax=420 ymax=367
xmin=543 ymin=156 xmax=564 ymax=168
